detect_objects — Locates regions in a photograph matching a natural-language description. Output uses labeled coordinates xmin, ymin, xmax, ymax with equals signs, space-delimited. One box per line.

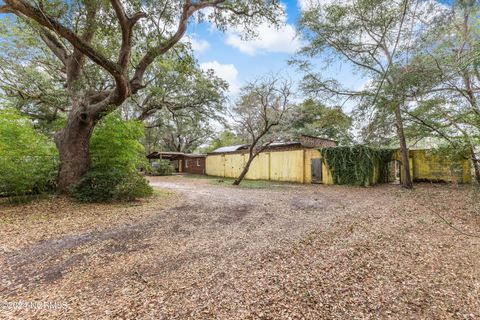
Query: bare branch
xmin=131 ymin=0 xmax=225 ymax=91
xmin=4 ymin=0 xmax=120 ymax=77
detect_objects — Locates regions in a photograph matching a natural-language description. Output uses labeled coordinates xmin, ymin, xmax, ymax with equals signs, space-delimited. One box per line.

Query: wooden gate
xmin=311 ymin=158 xmax=323 ymax=184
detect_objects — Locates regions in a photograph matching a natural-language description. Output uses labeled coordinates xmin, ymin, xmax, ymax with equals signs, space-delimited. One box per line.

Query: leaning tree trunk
xmin=54 ymin=106 xmax=96 ymax=193
xmin=394 ymin=104 xmax=413 ymax=189
xmin=471 ymin=148 xmax=480 ymax=185
xmin=233 ymin=153 xmax=256 ymax=186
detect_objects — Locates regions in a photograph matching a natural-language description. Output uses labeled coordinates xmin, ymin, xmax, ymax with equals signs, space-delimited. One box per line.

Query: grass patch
xmin=210 ymin=177 xmax=292 ymax=189
xmin=182 ymin=174 xmax=217 ymax=180
xmin=0 ymin=192 xmax=56 ymax=205
xmin=182 ymin=174 xmax=295 ymax=189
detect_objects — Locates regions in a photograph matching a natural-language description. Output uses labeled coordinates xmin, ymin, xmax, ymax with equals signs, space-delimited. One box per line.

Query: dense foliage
xmin=321 ymin=146 xmax=395 ymax=186
xmin=291 ymin=99 xmax=352 ymax=145
xmin=149 ymin=159 xmax=175 ymax=176
xmin=72 ymin=114 xmax=152 ymax=202
xmin=71 ymin=168 xmax=152 ymax=202
xmin=202 ymin=130 xmax=244 ymax=153
xmin=0 ymin=109 xmax=57 ymax=197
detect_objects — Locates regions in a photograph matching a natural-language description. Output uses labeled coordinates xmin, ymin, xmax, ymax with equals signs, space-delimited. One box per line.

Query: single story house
xmin=147 ymin=151 xmax=206 ymax=174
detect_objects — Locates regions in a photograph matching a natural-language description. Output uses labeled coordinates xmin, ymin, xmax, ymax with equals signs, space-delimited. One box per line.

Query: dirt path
xmin=1 ymin=176 xmax=480 ymax=319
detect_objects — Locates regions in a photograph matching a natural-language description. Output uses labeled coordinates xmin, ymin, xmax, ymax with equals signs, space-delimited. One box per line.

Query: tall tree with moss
xmin=291 ymin=99 xmax=352 ymax=145
xmin=231 ymin=76 xmax=293 ymax=186
xmin=294 ymin=0 xmax=447 ymax=188
xmin=0 ymin=0 xmax=283 ymax=192
xmin=397 ymin=0 xmax=480 ymax=183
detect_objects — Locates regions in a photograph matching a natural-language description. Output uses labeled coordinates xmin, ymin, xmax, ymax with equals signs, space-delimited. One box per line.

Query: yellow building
xmin=397 ymin=149 xmax=472 ymax=184
xmin=206 ymin=139 xmax=472 ymax=185
xmin=206 ymin=136 xmax=337 ymax=184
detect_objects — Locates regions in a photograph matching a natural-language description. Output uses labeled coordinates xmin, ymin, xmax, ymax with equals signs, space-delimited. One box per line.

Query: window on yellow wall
xmin=197 ymin=159 xmax=200 ymax=166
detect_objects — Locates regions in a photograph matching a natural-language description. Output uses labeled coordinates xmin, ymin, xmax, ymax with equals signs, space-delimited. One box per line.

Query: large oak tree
xmin=0 ymin=0 xmax=282 ymax=192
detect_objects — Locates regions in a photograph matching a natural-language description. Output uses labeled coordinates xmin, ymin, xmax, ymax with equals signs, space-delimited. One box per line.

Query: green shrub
xmin=71 ymin=114 xmax=153 ymax=202
xmin=90 ymin=113 xmax=147 ymax=170
xmin=0 ymin=109 xmax=58 ymax=197
xmin=113 ymin=172 xmax=153 ymax=201
xmin=150 ymin=159 xmax=175 ymax=176
xmin=71 ymin=169 xmax=152 ymax=202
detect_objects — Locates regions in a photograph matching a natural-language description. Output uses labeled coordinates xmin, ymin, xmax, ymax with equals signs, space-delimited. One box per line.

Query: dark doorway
xmin=312 ymin=158 xmax=323 ymax=184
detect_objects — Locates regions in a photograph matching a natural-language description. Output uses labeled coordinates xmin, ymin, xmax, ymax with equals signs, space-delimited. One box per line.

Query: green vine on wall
xmin=320 ymin=146 xmax=395 ymax=186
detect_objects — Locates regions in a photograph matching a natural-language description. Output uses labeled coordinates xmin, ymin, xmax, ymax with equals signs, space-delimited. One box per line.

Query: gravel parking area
xmin=1 ymin=175 xmax=479 ymax=319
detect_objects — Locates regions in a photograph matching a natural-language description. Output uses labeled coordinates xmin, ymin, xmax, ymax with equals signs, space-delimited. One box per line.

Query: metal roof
xmin=183 ymin=153 xmax=206 ymax=158
xmin=211 ymin=144 xmax=248 ymax=153
xmin=268 ymin=141 xmax=299 ymax=147
xmin=147 ymin=151 xmax=205 ymax=159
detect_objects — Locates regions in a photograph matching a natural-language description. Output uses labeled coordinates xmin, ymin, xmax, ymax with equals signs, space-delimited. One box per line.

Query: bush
xmin=71 ymin=168 xmax=152 ymax=202
xmin=113 ymin=172 xmax=153 ymax=201
xmin=0 ymin=109 xmax=58 ymax=197
xmin=150 ymin=159 xmax=175 ymax=176
xmin=71 ymin=114 xmax=152 ymax=202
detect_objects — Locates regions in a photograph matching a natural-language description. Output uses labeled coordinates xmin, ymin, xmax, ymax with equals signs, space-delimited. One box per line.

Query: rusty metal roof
xmin=147 ymin=151 xmax=205 ymax=159
xmin=211 ymin=144 xmax=249 ymax=153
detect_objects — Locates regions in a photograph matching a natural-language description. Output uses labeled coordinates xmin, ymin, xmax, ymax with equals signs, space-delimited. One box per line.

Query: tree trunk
xmin=394 ymin=104 xmax=413 ymax=189
xmin=471 ymin=148 xmax=480 ymax=185
xmin=233 ymin=154 xmax=256 ymax=186
xmin=55 ymin=107 xmax=95 ymax=193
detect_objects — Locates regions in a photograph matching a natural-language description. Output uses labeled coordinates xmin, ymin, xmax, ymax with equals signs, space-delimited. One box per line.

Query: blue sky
xmin=188 ymin=0 xmax=367 ymax=103
xmin=188 ymin=0 xmax=454 ymax=110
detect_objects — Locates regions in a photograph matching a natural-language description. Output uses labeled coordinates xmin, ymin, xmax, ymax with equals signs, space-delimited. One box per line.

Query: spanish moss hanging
xmin=320 ymin=146 xmax=395 ymax=186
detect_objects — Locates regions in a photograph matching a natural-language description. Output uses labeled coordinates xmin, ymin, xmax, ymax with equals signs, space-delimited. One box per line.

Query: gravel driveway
xmin=1 ymin=176 xmax=479 ymax=319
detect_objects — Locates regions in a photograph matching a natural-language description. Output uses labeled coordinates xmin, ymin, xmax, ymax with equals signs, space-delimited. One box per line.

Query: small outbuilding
xmin=147 ymin=151 xmax=206 ymax=174
xmin=206 ymin=135 xmax=338 ymax=184
xmin=205 ymin=135 xmax=472 ymax=185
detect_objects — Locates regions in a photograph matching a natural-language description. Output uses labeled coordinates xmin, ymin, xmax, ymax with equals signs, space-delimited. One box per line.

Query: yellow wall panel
xmin=269 ymin=150 xmax=304 ymax=183
xmin=205 ymin=155 xmax=225 ymax=177
xmin=224 ymin=153 xmax=245 ymax=178
xmin=411 ymin=150 xmax=471 ymax=183
xmin=245 ymin=152 xmax=270 ymax=180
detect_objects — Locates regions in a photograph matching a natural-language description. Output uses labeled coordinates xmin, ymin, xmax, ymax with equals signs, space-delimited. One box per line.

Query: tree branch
xmin=39 ymin=29 xmax=68 ymax=65
xmin=131 ymin=0 xmax=225 ymax=91
xmin=0 ymin=4 xmax=12 ymax=13
xmin=4 ymin=0 xmax=120 ymax=77
xmin=110 ymin=0 xmax=146 ymax=69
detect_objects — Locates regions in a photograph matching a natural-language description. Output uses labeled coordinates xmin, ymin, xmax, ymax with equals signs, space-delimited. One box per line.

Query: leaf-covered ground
xmin=1 ymin=176 xmax=479 ymax=319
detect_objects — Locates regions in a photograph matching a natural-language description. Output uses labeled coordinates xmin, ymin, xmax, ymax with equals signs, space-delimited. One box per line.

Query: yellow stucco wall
xmin=206 ymin=149 xmax=336 ymax=184
xmin=410 ymin=150 xmax=471 ymax=183
xmin=394 ymin=149 xmax=471 ymax=183
xmin=206 ymin=148 xmax=472 ymax=184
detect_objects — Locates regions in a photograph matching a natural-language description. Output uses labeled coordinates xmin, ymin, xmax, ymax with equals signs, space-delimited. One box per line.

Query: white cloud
xmin=200 ymin=60 xmax=240 ymax=94
xmin=298 ymin=0 xmax=338 ymax=12
xmin=225 ymin=23 xmax=301 ymax=56
xmin=224 ymin=7 xmax=302 ymax=56
xmin=190 ymin=37 xmax=210 ymax=53
xmin=183 ymin=35 xmax=210 ymax=54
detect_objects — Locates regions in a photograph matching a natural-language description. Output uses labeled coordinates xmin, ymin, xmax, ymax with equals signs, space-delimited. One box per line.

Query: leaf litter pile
xmin=1 ymin=176 xmax=480 ymax=319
